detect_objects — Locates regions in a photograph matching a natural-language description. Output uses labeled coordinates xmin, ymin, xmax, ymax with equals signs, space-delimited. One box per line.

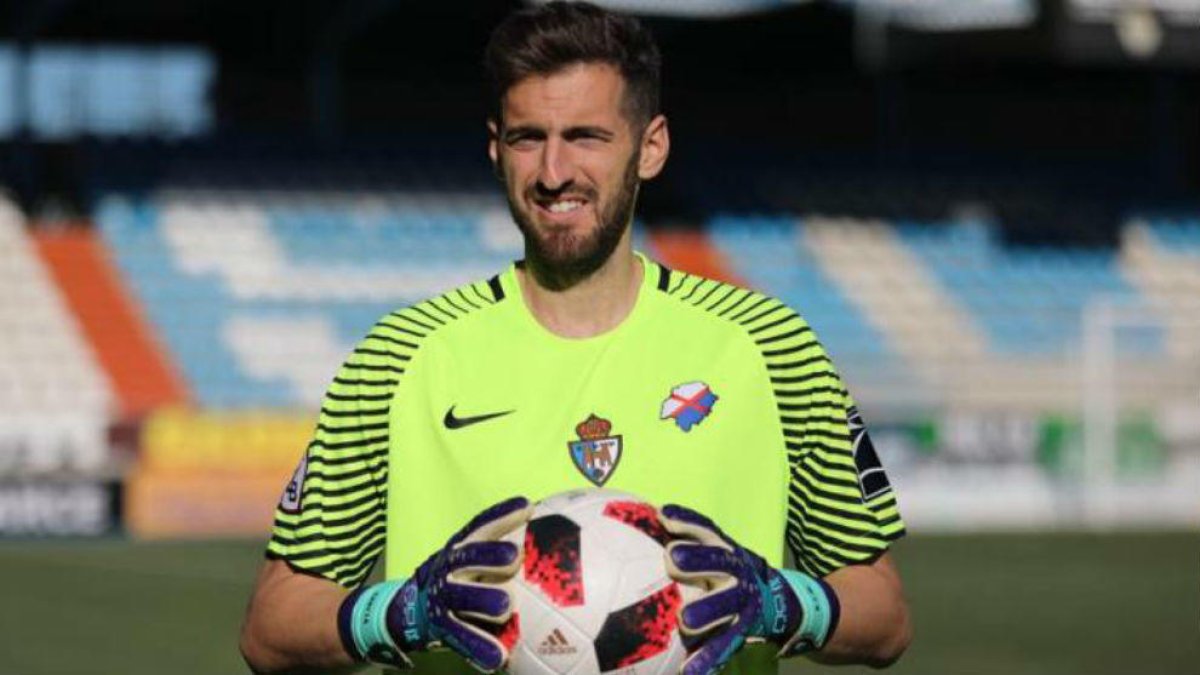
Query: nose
xmin=536 ymin=137 xmax=574 ymax=192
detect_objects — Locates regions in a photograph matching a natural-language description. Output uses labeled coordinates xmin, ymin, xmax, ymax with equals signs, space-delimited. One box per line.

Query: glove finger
xmin=483 ymin=614 xmax=520 ymax=660
xmin=460 ymin=496 xmax=533 ymax=544
xmin=434 ymin=614 xmax=510 ymax=674
xmin=660 ymin=504 xmax=716 ymax=530
xmin=450 ymin=540 xmax=522 ymax=576
xmin=680 ymin=627 xmax=745 ymax=675
xmin=659 ymin=505 xmax=732 ymax=549
xmin=679 ymin=585 xmax=743 ymax=636
xmin=680 ymin=625 xmax=710 ymax=654
xmin=441 ymin=580 xmax=513 ymax=622
xmin=666 ymin=542 xmax=738 ymax=576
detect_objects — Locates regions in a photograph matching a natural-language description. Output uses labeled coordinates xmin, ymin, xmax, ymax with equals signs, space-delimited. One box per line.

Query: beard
xmin=504 ymin=151 xmax=641 ymax=290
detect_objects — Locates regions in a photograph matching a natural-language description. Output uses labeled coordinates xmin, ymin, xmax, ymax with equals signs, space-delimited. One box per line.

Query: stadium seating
xmin=91 ymin=183 xmax=1196 ymax=414
xmin=707 ymin=214 xmax=889 ymax=359
xmin=11 ymin=182 xmax=1186 ymax=536
xmin=1144 ymin=218 xmax=1200 ymax=252
xmin=1121 ymin=217 xmax=1200 ymax=360
xmin=896 ymin=220 xmax=1144 ymax=356
xmin=0 ymin=197 xmax=112 ymax=474
xmin=97 ymin=190 xmax=521 ymax=408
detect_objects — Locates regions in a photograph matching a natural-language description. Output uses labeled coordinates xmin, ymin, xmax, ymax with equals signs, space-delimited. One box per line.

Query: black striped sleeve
xmin=265 ymin=317 xmax=411 ymax=587
xmin=658 ymin=268 xmax=906 ymax=575
xmin=264 ymin=281 xmax=496 ymax=587
xmin=742 ymin=293 xmax=906 ymax=577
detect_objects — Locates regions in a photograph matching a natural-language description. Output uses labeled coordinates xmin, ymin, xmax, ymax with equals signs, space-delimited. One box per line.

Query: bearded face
xmin=488 ymin=63 xmax=666 ymax=290
xmin=503 ymin=148 xmax=640 ymax=287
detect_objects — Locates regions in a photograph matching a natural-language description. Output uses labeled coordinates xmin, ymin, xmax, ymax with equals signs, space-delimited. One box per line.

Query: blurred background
xmin=0 ymin=0 xmax=1196 ymax=673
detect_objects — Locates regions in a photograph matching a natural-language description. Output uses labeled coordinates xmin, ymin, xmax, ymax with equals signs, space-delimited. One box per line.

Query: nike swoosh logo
xmin=443 ymin=406 xmax=515 ymax=430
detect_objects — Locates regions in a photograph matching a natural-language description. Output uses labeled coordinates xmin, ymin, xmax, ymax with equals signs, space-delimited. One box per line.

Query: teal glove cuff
xmin=750 ymin=572 xmax=797 ymax=640
xmin=776 ymin=569 xmax=840 ymax=656
xmin=345 ymin=579 xmax=413 ymax=667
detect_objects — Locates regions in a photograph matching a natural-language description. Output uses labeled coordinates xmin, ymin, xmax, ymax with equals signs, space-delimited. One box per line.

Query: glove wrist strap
xmin=775 ymin=569 xmax=841 ymax=657
xmin=337 ymin=579 xmax=414 ymax=668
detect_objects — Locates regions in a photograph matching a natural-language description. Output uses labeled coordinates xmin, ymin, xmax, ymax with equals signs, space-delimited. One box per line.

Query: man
xmin=239 ymin=3 xmax=911 ymax=674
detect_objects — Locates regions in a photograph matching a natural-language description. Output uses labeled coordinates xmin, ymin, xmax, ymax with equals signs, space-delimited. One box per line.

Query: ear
xmin=637 ymin=114 xmax=670 ymax=181
xmin=487 ymin=118 xmax=508 ymax=181
xmin=487 ymin=118 xmax=500 ymax=169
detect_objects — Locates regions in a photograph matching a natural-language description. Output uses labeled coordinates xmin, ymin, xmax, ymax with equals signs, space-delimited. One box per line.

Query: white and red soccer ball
xmin=502 ymin=489 xmax=698 ymax=675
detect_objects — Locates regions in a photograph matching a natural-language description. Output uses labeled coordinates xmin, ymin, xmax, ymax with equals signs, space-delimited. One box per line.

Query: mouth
xmin=531 ymin=194 xmax=592 ymax=220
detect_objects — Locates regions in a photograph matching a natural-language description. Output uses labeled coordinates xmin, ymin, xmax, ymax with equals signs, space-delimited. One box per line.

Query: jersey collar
xmin=498 ymin=250 xmax=658 ymax=345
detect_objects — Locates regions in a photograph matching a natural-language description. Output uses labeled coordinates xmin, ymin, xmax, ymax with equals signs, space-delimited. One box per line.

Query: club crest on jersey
xmin=660 ymin=381 xmax=718 ymax=432
xmin=568 ymin=414 xmax=622 ymax=486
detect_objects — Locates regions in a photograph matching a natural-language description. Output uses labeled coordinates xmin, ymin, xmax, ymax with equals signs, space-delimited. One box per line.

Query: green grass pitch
xmin=0 ymin=531 xmax=1194 ymax=674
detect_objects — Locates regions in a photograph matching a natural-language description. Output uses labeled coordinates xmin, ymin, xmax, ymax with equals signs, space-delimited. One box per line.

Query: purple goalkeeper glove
xmin=660 ymin=504 xmax=840 ymax=675
xmin=338 ymin=496 xmax=533 ymax=672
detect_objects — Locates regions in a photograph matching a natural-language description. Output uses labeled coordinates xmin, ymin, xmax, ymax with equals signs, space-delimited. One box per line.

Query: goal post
xmin=1080 ymin=296 xmax=1200 ymax=528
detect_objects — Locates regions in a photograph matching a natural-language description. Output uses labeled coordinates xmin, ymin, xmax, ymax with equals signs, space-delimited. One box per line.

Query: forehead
xmin=500 ymin=62 xmax=628 ymax=129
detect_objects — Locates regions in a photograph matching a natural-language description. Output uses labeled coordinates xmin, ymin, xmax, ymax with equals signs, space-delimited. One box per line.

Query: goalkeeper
xmin=239 ymin=2 xmax=911 ymax=674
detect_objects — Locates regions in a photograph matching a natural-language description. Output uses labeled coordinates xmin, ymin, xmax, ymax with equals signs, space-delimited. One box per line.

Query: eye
xmin=567 ymin=130 xmax=609 ymax=146
xmin=505 ymin=132 xmax=542 ymax=150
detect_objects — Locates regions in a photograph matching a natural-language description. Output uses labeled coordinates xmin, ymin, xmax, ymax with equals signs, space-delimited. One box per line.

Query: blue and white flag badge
xmin=660 ymin=381 xmax=718 ymax=432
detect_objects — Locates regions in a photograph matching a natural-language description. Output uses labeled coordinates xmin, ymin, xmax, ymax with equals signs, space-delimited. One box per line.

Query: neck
xmin=516 ymin=234 xmax=642 ymax=339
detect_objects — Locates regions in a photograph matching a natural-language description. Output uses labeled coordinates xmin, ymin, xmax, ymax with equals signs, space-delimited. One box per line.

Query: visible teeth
xmin=548 ymin=200 xmax=582 ymax=213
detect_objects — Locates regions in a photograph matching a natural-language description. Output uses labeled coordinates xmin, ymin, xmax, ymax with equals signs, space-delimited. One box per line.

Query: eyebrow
xmin=564 ymin=126 xmax=615 ymax=141
xmin=502 ymin=125 xmax=616 ymax=143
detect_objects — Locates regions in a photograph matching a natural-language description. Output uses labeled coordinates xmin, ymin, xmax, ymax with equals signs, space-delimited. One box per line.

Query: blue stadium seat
xmin=897 ymin=222 xmax=1156 ymax=356
xmin=707 ymin=214 xmax=891 ymax=363
xmin=1146 ymin=217 xmax=1200 ymax=252
xmin=97 ymin=191 xmax=519 ymax=409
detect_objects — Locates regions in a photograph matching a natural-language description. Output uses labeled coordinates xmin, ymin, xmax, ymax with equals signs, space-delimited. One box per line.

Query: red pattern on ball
xmin=615 ymin=582 xmax=683 ymax=668
xmin=602 ymin=500 xmax=671 ymax=546
xmin=523 ymin=515 xmax=585 ymax=607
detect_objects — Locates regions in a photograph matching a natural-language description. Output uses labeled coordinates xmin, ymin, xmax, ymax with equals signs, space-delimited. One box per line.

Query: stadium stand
xmin=4 ymin=164 xmax=1191 ymax=536
xmin=703 ymin=214 xmax=926 ymax=405
xmin=1121 ymin=217 xmax=1200 ymax=360
xmin=90 ymin=180 xmax=1197 ymax=416
xmin=96 ymin=189 xmax=521 ymax=409
xmin=33 ymin=225 xmax=188 ymax=417
xmin=803 ymin=217 xmax=987 ymax=360
xmin=0 ymin=196 xmax=112 ymax=474
xmin=898 ymin=220 xmax=1142 ymax=356
xmin=707 ymin=214 xmax=890 ymax=361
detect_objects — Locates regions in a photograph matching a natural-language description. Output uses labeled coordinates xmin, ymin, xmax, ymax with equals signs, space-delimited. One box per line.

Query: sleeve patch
xmin=279 ymin=453 xmax=308 ymax=514
xmin=849 ymin=407 xmax=892 ymax=501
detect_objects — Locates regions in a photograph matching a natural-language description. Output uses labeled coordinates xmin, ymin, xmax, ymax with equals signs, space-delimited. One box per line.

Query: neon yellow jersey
xmin=268 ymin=252 xmax=905 ymax=672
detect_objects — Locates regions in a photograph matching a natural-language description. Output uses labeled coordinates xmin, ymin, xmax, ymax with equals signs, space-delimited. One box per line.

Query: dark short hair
xmin=484 ymin=1 xmax=661 ymax=129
